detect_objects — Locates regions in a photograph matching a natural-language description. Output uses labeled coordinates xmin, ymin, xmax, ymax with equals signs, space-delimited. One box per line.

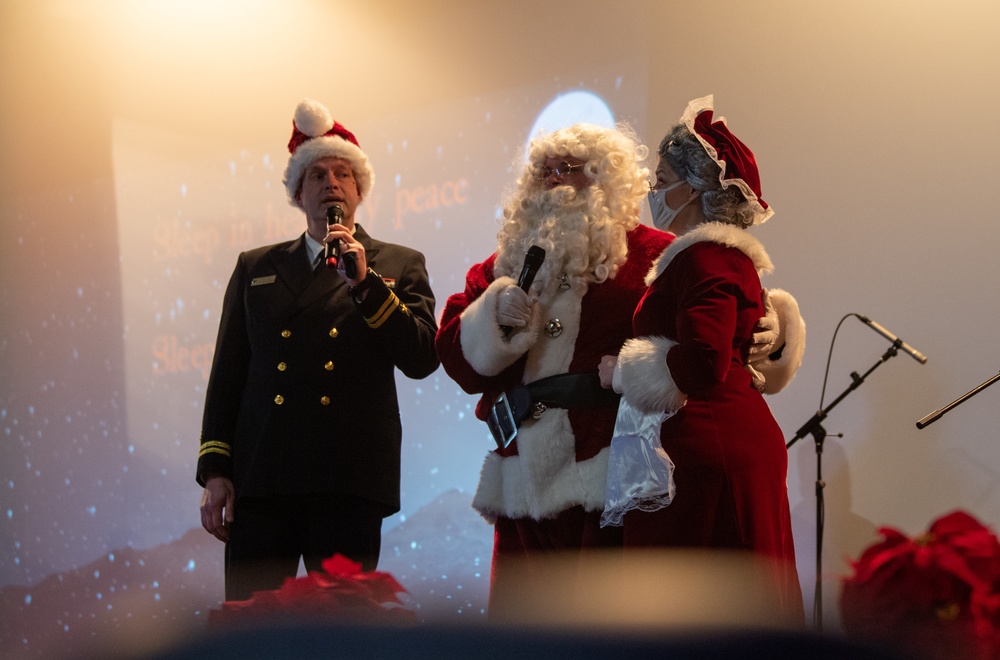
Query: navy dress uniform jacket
xmin=196 ymin=224 xmax=439 ymax=516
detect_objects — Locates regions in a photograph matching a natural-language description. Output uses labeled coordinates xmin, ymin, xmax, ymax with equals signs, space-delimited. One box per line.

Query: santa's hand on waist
xmin=748 ymin=288 xmax=780 ymax=360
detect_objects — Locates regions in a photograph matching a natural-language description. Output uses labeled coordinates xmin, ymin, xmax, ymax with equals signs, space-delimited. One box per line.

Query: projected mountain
xmin=1 ymin=489 xmax=492 ymax=658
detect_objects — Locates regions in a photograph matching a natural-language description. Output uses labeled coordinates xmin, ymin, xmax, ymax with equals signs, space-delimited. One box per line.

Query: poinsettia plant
xmin=209 ymin=554 xmax=416 ymax=628
xmin=840 ymin=510 xmax=1000 ymax=659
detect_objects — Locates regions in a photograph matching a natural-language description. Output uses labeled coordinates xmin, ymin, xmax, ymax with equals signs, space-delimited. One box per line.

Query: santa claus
xmin=435 ymin=123 xmax=674 ymax=610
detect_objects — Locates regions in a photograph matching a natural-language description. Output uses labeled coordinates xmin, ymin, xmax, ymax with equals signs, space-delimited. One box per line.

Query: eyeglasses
xmin=534 ymin=161 xmax=587 ymax=181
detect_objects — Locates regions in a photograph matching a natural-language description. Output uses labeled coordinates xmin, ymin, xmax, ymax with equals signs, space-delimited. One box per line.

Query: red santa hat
xmin=282 ymin=98 xmax=375 ymax=205
xmin=680 ymin=95 xmax=773 ymax=225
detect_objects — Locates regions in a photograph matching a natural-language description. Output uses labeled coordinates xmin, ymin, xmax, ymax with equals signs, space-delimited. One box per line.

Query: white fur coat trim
xmin=617 ymin=336 xmax=688 ymax=415
xmin=469 ymin=271 xmax=596 ymax=521
xmin=751 ymin=288 xmax=806 ymax=394
xmin=458 ymin=277 xmax=541 ymax=377
xmin=472 ymin=432 xmax=610 ymax=523
xmin=646 ymin=222 xmax=774 ymax=286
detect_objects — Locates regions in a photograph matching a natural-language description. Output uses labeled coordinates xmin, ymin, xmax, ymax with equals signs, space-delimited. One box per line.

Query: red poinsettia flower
xmin=209 ymin=554 xmax=415 ymax=628
xmin=840 ymin=510 xmax=1000 ymax=660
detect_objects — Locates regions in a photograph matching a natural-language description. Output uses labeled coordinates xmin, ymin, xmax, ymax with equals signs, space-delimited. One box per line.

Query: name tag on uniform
xmin=251 ymin=275 xmax=276 ymax=286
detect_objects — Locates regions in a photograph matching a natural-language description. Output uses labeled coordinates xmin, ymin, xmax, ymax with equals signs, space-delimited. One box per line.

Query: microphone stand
xmin=916 ymin=371 xmax=1000 ymax=429
xmin=786 ymin=341 xmax=904 ymax=632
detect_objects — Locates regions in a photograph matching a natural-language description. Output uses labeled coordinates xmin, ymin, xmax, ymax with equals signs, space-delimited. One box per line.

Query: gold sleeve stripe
xmin=199 ymin=440 xmax=232 ymax=458
xmin=365 ymin=292 xmax=400 ymax=329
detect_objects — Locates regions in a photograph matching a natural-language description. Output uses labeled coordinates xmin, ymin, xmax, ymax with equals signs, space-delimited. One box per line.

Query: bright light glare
xmin=525 ymin=90 xmax=615 ymax=160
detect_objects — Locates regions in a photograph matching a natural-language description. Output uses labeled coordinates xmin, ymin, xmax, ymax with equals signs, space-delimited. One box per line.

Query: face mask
xmin=648 ymin=180 xmax=698 ymax=232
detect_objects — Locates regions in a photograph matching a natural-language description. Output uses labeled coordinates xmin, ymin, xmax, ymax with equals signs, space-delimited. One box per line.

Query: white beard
xmin=494 ymin=185 xmax=626 ymax=290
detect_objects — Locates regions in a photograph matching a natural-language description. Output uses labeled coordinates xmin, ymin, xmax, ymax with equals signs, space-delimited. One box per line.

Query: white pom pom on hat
xmin=282 ymin=98 xmax=374 ymax=205
xmin=293 ymin=98 xmax=335 ymax=137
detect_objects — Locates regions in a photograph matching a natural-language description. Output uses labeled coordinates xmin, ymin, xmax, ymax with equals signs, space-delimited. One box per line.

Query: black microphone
xmin=500 ymin=245 xmax=546 ymax=334
xmin=325 ymin=204 xmax=357 ymax=278
xmin=517 ymin=245 xmax=546 ymax=291
xmin=857 ymin=314 xmax=928 ymax=364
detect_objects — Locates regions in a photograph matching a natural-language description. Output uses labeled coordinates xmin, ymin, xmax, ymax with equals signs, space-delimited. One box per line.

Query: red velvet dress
xmin=615 ymin=222 xmax=803 ymax=620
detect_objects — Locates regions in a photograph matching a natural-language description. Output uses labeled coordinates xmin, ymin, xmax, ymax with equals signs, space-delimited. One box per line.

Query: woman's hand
xmin=599 ymin=355 xmax=618 ymax=389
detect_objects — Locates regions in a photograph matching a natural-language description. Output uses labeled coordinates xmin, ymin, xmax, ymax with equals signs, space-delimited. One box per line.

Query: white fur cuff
xmin=459 ymin=277 xmax=539 ymax=377
xmin=752 ymin=288 xmax=805 ymax=394
xmin=617 ymin=336 xmax=687 ymax=414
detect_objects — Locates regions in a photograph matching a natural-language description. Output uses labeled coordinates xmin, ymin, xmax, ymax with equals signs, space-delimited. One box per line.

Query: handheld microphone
xmin=517 ymin=245 xmax=546 ymax=292
xmin=325 ymin=204 xmax=357 ymax=278
xmin=500 ymin=245 xmax=546 ymax=334
xmin=857 ymin=314 xmax=928 ymax=364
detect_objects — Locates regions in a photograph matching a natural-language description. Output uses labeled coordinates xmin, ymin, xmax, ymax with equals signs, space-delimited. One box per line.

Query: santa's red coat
xmin=436 ymin=224 xmax=674 ymax=522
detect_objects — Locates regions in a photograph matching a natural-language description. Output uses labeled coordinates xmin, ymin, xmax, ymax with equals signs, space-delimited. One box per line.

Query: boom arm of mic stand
xmin=787 ymin=343 xmax=901 ymax=449
xmin=916 ymin=370 xmax=1000 ymax=429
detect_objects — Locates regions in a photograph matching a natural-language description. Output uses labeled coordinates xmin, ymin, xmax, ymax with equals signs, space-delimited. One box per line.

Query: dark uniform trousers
xmin=225 ymin=493 xmax=384 ymax=601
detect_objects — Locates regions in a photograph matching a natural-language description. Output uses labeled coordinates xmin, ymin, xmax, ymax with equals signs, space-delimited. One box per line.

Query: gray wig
xmin=658 ymin=125 xmax=757 ymax=230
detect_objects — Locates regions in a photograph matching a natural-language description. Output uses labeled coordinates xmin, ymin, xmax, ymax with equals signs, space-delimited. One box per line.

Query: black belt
xmin=487 ymin=373 xmax=621 ymax=449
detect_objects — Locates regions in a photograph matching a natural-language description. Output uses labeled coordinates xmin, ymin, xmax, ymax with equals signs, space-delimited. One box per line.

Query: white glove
xmin=496 ymin=284 xmax=531 ymax=329
xmin=748 ymin=289 xmax=780 ymax=361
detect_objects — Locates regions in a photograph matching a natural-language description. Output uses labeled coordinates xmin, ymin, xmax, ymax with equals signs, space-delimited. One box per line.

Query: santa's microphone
xmin=325 ymin=204 xmax=357 ymax=278
xmin=499 ymin=245 xmax=546 ymax=334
